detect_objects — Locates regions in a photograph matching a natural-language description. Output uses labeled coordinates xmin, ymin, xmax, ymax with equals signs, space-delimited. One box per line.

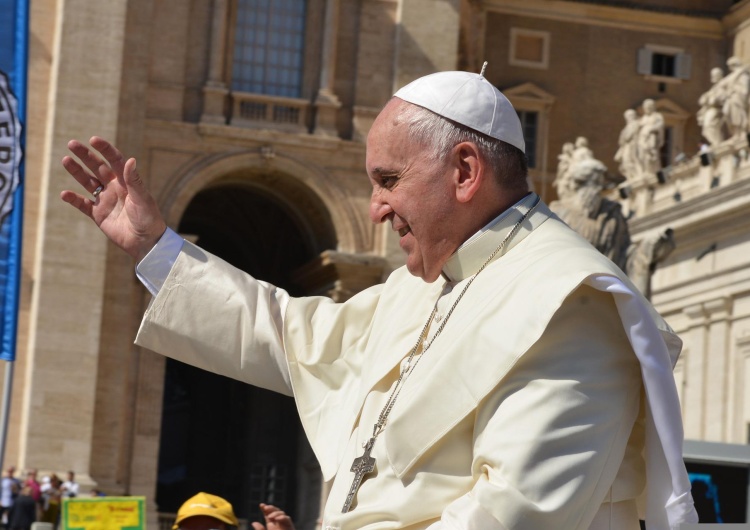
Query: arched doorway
xmin=155 ymin=183 xmax=331 ymax=525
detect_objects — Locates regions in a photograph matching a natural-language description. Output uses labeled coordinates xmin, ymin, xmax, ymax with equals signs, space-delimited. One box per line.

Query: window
xmin=509 ymin=28 xmax=550 ymax=70
xmin=231 ymin=0 xmax=307 ymax=97
xmin=651 ymin=53 xmax=675 ymax=77
xmin=517 ymin=111 xmax=538 ymax=168
xmin=637 ymin=45 xmax=691 ymax=81
xmin=503 ymin=83 xmax=555 ymax=200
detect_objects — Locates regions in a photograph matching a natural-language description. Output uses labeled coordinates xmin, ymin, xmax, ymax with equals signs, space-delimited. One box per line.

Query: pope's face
xmin=366 ymin=99 xmax=458 ymax=282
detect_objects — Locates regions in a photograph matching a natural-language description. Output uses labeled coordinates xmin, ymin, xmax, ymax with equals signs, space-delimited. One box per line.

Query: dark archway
xmin=156 ymin=184 xmax=325 ymax=524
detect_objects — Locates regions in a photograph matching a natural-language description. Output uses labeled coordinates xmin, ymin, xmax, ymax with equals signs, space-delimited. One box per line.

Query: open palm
xmin=61 ymin=137 xmax=167 ymax=261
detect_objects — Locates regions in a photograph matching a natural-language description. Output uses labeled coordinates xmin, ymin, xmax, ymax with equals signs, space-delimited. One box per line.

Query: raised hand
xmin=250 ymin=503 xmax=296 ymax=530
xmin=61 ymin=137 xmax=167 ymax=262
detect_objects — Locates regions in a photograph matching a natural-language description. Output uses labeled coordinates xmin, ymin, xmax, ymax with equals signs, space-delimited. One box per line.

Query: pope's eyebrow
xmin=370 ymin=166 xmax=388 ymax=176
xmin=370 ymin=166 xmax=399 ymax=177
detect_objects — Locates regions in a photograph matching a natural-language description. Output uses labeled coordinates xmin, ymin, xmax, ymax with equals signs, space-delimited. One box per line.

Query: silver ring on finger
xmin=92 ymin=184 xmax=104 ymax=199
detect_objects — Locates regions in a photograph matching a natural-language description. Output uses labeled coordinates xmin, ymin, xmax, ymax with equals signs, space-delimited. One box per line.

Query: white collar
xmin=441 ymin=193 xmax=541 ymax=282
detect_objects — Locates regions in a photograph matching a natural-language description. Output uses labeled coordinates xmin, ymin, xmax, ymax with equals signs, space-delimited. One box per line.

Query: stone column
xmin=351 ymin=0 xmax=399 ymax=142
xmin=393 ymin=0 xmax=461 ymax=91
xmin=128 ymin=349 xmax=167 ymax=530
xmin=202 ymin=0 xmax=230 ymax=124
xmin=314 ymin=0 xmax=343 ymax=137
xmin=682 ymin=303 xmax=707 ymax=439
xmin=736 ymin=330 xmax=750 ymax=443
xmin=18 ymin=0 xmax=127 ymax=478
xmin=704 ymin=296 xmax=733 ymax=441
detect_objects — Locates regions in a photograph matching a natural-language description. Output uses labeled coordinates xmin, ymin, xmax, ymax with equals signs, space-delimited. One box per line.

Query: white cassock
xmin=135 ymin=193 xmax=697 ymax=529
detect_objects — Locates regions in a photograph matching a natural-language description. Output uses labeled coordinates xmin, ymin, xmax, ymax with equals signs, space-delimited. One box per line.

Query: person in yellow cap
xmin=173 ymin=492 xmax=295 ymax=530
xmin=172 ymin=492 xmax=238 ymax=530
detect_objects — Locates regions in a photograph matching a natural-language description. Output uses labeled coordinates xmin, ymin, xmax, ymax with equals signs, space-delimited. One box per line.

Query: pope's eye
xmin=381 ymin=175 xmax=398 ymax=188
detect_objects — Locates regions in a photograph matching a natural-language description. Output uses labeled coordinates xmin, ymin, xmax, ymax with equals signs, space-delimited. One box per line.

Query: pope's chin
xmin=403 ymin=252 xmax=442 ymax=283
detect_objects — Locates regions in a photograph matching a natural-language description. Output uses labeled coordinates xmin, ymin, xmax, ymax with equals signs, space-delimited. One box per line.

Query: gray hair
xmin=397 ymin=103 xmax=528 ymax=191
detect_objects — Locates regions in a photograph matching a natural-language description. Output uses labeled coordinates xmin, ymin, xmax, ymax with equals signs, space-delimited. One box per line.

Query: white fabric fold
xmin=587 ymin=275 xmax=698 ymax=530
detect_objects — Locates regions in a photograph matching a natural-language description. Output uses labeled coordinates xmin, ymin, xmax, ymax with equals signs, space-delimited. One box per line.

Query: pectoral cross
xmin=341 ymin=436 xmax=377 ymax=513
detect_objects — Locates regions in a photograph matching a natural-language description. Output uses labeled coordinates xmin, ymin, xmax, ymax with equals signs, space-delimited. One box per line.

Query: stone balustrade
xmin=616 ymin=136 xmax=750 ymax=219
xmin=230 ymin=91 xmax=311 ymax=133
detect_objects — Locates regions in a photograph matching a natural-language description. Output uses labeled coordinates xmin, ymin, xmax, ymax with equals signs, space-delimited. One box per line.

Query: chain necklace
xmin=341 ymin=197 xmax=540 ymax=513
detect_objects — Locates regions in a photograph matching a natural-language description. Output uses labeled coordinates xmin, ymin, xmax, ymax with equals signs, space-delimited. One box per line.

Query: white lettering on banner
xmin=0 ymin=71 xmax=22 ymax=225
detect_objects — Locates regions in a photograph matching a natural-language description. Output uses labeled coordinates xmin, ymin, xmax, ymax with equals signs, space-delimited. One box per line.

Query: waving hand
xmin=61 ymin=137 xmax=167 ymax=261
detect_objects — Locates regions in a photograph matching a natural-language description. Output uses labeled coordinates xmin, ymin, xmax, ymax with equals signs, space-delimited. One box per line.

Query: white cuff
xmin=135 ymin=228 xmax=184 ymax=296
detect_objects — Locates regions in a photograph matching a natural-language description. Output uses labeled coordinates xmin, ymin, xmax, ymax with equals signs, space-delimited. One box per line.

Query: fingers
xmin=122 ymin=157 xmax=147 ymax=202
xmin=250 ymin=523 xmax=265 ymax=530
xmin=63 ymin=137 xmax=146 ymax=204
xmin=90 ymin=136 xmax=127 ymax=176
xmin=59 ymin=190 xmax=94 ymax=219
xmin=61 ymin=152 xmax=105 ymax=196
xmin=259 ymin=504 xmax=293 ymax=529
xmin=66 ymin=139 xmax=117 ymax=185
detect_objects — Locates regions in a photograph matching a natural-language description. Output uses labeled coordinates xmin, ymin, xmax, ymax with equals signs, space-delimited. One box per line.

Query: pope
xmin=61 ymin=68 xmax=698 ymax=529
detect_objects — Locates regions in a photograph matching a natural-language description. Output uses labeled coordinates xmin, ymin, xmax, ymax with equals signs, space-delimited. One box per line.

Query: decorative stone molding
xmin=682 ymin=297 xmax=733 ymax=326
xmin=703 ymin=296 xmax=733 ymax=321
xmin=314 ymin=88 xmax=342 ymax=138
xmin=158 ymin=148 xmax=372 ymax=255
xmin=509 ymin=28 xmax=550 ymax=70
xmin=292 ymin=250 xmax=387 ymax=302
xmin=482 ymin=0 xmax=723 ymax=39
xmin=201 ymin=85 xmax=229 ymax=125
xmin=737 ymin=327 xmax=750 ymax=349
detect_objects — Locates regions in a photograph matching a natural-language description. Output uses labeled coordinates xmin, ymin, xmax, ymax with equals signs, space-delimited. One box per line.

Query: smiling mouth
xmin=398 ymin=226 xmax=410 ymax=237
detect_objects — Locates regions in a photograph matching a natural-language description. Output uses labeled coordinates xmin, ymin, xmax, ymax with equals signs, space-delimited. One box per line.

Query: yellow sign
xmin=62 ymin=497 xmax=145 ymax=530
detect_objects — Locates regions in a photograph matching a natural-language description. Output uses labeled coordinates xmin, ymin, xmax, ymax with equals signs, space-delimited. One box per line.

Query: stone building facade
xmin=5 ymin=0 xmax=750 ymax=528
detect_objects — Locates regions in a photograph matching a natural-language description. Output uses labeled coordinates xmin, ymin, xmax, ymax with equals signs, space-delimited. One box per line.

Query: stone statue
xmin=722 ymin=56 xmax=750 ymax=141
xmin=555 ymin=137 xmax=596 ymax=200
xmin=555 ymin=142 xmax=575 ymax=197
xmin=697 ymin=67 xmax=726 ymax=147
xmin=549 ymin=154 xmax=674 ymax=298
xmin=636 ymin=99 xmax=665 ymax=177
xmin=572 ymin=136 xmax=594 ymax=163
xmin=614 ymin=109 xmax=640 ymax=181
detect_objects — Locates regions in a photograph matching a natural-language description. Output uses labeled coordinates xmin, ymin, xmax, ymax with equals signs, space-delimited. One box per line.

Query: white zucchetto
xmin=394 ymin=69 xmax=525 ymax=153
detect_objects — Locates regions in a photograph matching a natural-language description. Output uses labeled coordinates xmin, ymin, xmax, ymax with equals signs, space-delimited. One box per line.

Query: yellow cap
xmin=172 ymin=492 xmax=239 ymax=529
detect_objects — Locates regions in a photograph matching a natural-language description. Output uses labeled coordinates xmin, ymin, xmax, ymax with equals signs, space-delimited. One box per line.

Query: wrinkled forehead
xmin=366 ymin=100 xmax=418 ymax=156
xmin=370 ymin=99 xmax=411 ymax=134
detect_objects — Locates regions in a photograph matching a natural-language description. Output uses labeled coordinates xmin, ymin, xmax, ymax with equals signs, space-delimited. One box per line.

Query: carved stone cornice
xmin=629 ymin=176 xmax=750 ymax=241
xmin=292 ymin=250 xmax=387 ymax=302
xmin=481 ymin=0 xmax=723 ymax=39
xmin=723 ymin=0 xmax=750 ymax=34
xmin=682 ymin=296 xmax=733 ymax=325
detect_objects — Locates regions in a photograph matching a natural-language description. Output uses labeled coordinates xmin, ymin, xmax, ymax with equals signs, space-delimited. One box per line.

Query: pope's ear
xmin=452 ymin=141 xmax=484 ymax=203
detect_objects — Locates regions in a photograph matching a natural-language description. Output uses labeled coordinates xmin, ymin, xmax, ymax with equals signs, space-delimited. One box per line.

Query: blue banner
xmin=0 ymin=0 xmax=28 ymax=362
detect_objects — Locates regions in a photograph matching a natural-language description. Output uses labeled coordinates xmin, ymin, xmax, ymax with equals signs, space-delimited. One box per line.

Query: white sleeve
xmin=135 ymin=228 xmax=185 ymax=296
xmin=136 ymin=240 xmax=293 ymax=395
